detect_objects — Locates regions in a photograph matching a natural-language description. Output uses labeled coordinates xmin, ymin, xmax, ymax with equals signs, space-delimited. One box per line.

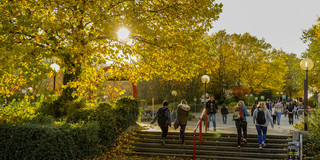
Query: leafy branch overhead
xmin=0 ymin=0 xmax=223 ymax=99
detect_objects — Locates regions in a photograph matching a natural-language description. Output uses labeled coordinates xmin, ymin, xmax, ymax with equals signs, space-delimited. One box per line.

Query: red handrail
xmin=193 ymin=108 xmax=207 ymax=160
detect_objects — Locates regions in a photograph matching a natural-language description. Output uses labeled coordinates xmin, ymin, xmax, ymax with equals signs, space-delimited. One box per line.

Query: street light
xmin=50 ymin=63 xmax=60 ymax=91
xmin=201 ymin=75 xmax=210 ymax=109
xmin=255 ymin=97 xmax=258 ymax=104
xmin=171 ymin=90 xmax=177 ymax=110
xmin=300 ymin=58 xmax=314 ymax=131
xmin=261 ymin=96 xmax=265 ymax=101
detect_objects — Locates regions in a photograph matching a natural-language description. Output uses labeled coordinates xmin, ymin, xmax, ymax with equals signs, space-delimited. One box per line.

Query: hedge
xmin=0 ymin=96 xmax=139 ymax=159
xmin=0 ymin=122 xmax=100 ymax=160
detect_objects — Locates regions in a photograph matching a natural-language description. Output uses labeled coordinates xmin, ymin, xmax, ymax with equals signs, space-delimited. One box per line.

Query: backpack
xmin=157 ymin=107 xmax=168 ymax=125
xmin=256 ymin=108 xmax=266 ymax=124
xmin=233 ymin=107 xmax=244 ymax=121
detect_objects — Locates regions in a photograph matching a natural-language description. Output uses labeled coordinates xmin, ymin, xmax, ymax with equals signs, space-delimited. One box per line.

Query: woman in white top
xmin=253 ymin=102 xmax=274 ymax=149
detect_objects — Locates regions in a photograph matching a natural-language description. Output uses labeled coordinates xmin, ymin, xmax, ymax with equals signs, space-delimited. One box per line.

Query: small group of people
xmin=150 ymin=97 xmax=290 ymax=149
xmin=235 ymin=100 xmax=274 ymax=149
xmin=151 ymin=99 xmax=190 ymax=145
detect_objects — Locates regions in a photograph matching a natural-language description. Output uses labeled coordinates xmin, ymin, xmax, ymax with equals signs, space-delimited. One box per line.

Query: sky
xmin=209 ymin=0 xmax=320 ymax=57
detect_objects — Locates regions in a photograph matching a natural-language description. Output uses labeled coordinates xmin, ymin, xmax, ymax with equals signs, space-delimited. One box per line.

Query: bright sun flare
xmin=117 ymin=28 xmax=130 ymax=40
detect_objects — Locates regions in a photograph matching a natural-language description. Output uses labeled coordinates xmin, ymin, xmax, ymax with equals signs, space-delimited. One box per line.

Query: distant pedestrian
xmin=287 ymin=102 xmax=294 ymax=125
xmin=283 ymin=102 xmax=287 ymax=117
xmin=233 ymin=101 xmax=250 ymax=148
xmin=251 ymin=104 xmax=257 ymax=117
xmin=151 ymin=101 xmax=171 ymax=145
xmin=274 ymin=101 xmax=283 ymax=125
xmin=206 ymin=95 xmax=218 ymax=131
xmin=271 ymin=106 xmax=277 ymax=124
xmin=253 ymin=102 xmax=274 ymax=149
xmin=221 ymin=103 xmax=229 ymax=124
xmin=265 ymin=99 xmax=272 ymax=112
xmin=177 ymin=99 xmax=190 ymax=145
xmin=294 ymin=104 xmax=299 ymax=119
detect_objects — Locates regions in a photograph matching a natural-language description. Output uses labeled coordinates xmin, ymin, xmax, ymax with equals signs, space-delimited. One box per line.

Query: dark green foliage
xmin=303 ymin=135 xmax=320 ymax=159
xmin=1 ymin=96 xmax=139 ymax=159
xmin=0 ymin=122 xmax=101 ymax=160
xmin=39 ymin=99 xmax=86 ymax=118
xmin=114 ymin=96 xmax=139 ymax=130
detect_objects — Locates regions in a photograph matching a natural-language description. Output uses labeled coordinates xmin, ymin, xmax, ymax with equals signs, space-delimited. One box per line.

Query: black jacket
xmin=206 ymin=100 xmax=218 ymax=114
xmin=221 ymin=105 xmax=229 ymax=115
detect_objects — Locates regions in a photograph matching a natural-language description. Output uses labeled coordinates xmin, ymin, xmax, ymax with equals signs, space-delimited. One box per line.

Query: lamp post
xmin=276 ymin=92 xmax=279 ymax=101
xmin=261 ymin=96 xmax=265 ymax=101
xmin=201 ymin=75 xmax=210 ymax=109
xmin=171 ymin=90 xmax=177 ymax=110
xmin=300 ymin=58 xmax=314 ymax=131
xmin=50 ymin=63 xmax=60 ymax=91
xmin=255 ymin=97 xmax=258 ymax=104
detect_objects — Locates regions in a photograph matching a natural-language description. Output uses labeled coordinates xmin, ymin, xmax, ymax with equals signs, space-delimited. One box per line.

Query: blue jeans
xmin=180 ymin=125 xmax=186 ymax=144
xmin=207 ymin=114 xmax=216 ymax=129
xmin=276 ymin=112 xmax=281 ymax=125
xmin=222 ymin=115 xmax=227 ymax=123
xmin=255 ymin=125 xmax=268 ymax=144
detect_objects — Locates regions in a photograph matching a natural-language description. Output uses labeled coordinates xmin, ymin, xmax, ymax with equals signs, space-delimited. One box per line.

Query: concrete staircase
xmin=126 ymin=130 xmax=292 ymax=160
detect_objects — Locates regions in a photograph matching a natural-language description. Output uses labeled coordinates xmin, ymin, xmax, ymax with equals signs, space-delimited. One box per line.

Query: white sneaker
xmin=262 ymin=141 xmax=266 ymax=146
xmin=259 ymin=145 xmax=262 ymax=149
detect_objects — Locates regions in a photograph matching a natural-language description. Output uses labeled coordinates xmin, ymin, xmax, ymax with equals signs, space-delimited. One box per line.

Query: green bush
xmin=1 ymin=96 xmax=140 ymax=159
xmin=0 ymin=122 xmax=101 ymax=160
xmin=39 ymin=99 xmax=86 ymax=118
xmin=188 ymin=112 xmax=195 ymax=120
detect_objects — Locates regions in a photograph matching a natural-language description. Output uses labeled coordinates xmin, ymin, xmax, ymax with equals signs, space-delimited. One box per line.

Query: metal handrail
xmin=193 ymin=108 xmax=207 ymax=160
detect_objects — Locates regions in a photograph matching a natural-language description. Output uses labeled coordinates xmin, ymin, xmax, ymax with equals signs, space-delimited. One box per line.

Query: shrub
xmin=0 ymin=122 xmax=101 ymax=160
xmin=188 ymin=112 xmax=195 ymax=121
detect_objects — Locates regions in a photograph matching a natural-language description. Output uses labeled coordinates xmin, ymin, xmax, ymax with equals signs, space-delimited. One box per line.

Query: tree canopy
xmin=0 ymin=0 xmax=223 ymax=100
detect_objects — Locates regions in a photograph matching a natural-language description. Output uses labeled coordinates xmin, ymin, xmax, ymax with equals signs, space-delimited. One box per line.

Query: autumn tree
xmin=0 ymin=1 xmax=223 ymax=104
xmin=302 ymin=17 xmax=320 ymax=88
xmin=207 ymin=31 xmax=288 ymax=99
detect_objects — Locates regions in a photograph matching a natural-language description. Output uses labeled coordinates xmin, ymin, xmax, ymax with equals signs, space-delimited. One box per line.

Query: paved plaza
xmin=141 ymin=112 xmax=303 ymax=136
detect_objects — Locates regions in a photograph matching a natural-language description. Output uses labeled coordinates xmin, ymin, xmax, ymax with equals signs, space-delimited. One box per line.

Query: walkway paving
xmin=140 ymin=113 xmax=303 ymax=136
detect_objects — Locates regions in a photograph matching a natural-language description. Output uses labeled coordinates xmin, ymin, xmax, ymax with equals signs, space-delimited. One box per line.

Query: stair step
xmin=137 ymin=130 xmax=292 ymax=139
xmin=135 ymin=134 xmax=291 ymax=143
xmin=132 ymin=143 xmax=288 ymax=154
xmin=134 ymin=139 xmax=288 ymax=148
xmin=131 ymin=147 xmax=287 ymax=159
xmin=127 ymin=151 xmax=285 ymax=160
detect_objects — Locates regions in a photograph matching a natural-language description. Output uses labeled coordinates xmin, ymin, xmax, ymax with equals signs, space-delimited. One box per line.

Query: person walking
xmin=271 ymin=105 xmax=277 ymax=124
xmin=221 ymin=103 xmax=229 ymax=124
xmin=274 ymin=101 xmax=283 ymax=125
xmin=233 ymin=101 xmax=250 ymax=148
xmin=251 ymin=104 xmax=257 ymax=117
xmin=294 ymin=104 xmax=299 ymax=119
xmin=177 ymin=99 xmax=190 ymax=145
xmin=287 ymin=102 xmax=294 ymax=125
xmin=150 ymin=101 xmax=171 ymax=145
xmin=283 ymin=101 xmax=287 ymax=117
xmin=253 ymin=102 xmax=274 ymax=149
xmin=206 ymin=95 xmax=218 ymax=131
xmin=266 ymin=99 xmax=272 ymax=113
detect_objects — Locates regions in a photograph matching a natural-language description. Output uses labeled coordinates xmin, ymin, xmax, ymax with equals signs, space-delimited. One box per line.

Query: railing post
xmin=193 ymin=133 xmax=196 ymax=160
xmin=205 ymin=110 xmax=207 ymax=133
xmin=199 ymin=119 xmax=202 ymax=145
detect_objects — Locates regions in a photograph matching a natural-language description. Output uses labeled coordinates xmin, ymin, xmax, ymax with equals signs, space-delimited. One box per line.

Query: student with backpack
xmin=151 ymin=101 xmax=171 ymax=145
xmin=233 ymin=101 xmax=250 ymax=148
xmin=177 ymin=99 xmax=190 ymax=145
xmin=253 ymin=102 xmax=274 ymax=149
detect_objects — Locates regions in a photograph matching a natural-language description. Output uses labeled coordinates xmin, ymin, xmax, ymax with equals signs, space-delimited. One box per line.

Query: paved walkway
xmin=140 ymin=113 xmax=303 ymax=136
